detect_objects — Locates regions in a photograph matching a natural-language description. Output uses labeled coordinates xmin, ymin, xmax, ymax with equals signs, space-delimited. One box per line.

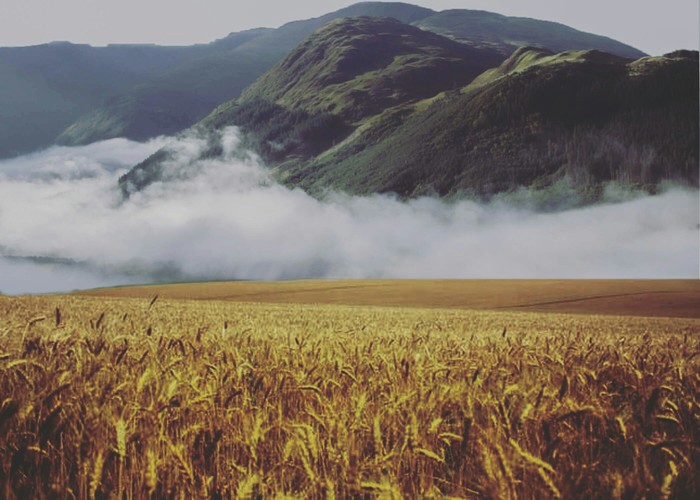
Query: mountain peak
xmin=117 ymin=6 xmax=694 ymax=200
xmin=663 ymin=49 xmax=699 ymax=60
xmin=468 ymin=46 xmax=630 ymax=90
xmin=238 ymin=16 xmax=503 ymax=120
xmin=329 ymin=2 xmax=434 ymax=23
xmin=414 ymin=9 xmax=646 ymax=58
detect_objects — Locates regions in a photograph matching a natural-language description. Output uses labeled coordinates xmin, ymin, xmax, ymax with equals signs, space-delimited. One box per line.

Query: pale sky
xmin=0 ymin=1 xmax=697 ymax=55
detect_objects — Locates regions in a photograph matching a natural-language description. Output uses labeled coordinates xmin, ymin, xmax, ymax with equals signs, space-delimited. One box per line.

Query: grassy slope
xmin=60 ymin=2 xmax=654 ymax=152
xmin=2 ymin=2 xmax=659 ymax=160
xmin=123 ymin=18 xmax=694 ymax=200
xmin=55 ymin=30 xmax=273 ymax=145
xmin=78 ymin=279 xmax=700 ymax=319
xmin=57 ymin=3 xmax=435 ymax=146
xmin=0 ymin=43 xmax=203 ymax=158
xmin=121 ymin=16 xmax=503 ymax=192
xmin=237 ymin=17 xmax=502 ymax=118
xmin=283 ymin=48 xmax=698 ymax=198
xmin=0 ymin=58 xmax=83 ymax=157
xmin=414 ymin=10 xmax=646 ymax=58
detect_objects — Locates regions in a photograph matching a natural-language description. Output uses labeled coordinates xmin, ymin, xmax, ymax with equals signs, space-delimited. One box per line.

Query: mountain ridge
xmin=414 ymin=9 xmax=645 ymax=58
xmin=0 ymin=33 xmax=268 ymax=157
xmin=237 ymin=17 xmax=504 ymax=120
xmin=54 ymin=2 xmax=435 ymax=150
xmin=119 ymin=16 xmax=697 ymax=203
xmin=44 ymin=2 xmax=651 ymax=153
xmin=274 ymin=47 xmax=697 ymax=199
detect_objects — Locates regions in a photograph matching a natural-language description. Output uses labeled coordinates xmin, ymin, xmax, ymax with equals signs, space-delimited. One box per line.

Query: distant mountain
xmin=414 ymin=10 xmax=646 ymax=58
xmin=120 ymin=17 xmax=697 ymax=203
xmin=0 ymin=31 xmax=267 ymax=158
xmin=45 ymin=2 xmax=650 ymax=153
xmin=55 ymin=30 xmax=273 ymax=146
xmin=240 ymin=17 xmax=504 ymax=120
xmin=119 ymin=16 xmax=502 ymax=191
xmin=0 ymin=42 xmax=186 ymax=157
xmin=55 ymin=2 xmax=435 ymax=149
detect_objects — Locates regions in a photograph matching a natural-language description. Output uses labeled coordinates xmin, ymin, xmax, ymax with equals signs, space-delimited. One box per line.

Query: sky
xmin=0 ymin=1 xmax=697 ymax=55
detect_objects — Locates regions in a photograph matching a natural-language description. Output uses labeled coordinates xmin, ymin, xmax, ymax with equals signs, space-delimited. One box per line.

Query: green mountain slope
xmin=59 ymin=2 xmax=651 ymax=149
xmin=56 ymin=38 xmax=273 ymax=144
xmin=413 ymin=10 xmax=646 ymax=58
xmin=280 ymin=48 xmax=699 ymax=200
xmin=0 ymin=57 xmax=84 ymax=157
xmin=0 ymin=42 xmax=197 ymax=158
xmin=56 ymin=2 xmax=435 ymax=147
xmin=0 ymin=34 xmax=266 ymax=158
xmin=120 ymin=16 xmax=504 ymax=192
xmin=238 ymin=17 xmax=503 ymax=119
xmin=121 ymin=22 xmax=697 ymax=203
xmin=55 ymin=29 xmax=273 ymax=146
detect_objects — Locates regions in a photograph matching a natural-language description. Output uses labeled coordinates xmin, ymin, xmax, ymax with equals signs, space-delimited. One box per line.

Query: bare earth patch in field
xmin=79 ymin=279 xmax=700 ymax=318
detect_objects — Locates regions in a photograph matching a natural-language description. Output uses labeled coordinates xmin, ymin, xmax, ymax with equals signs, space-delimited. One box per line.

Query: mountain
xmin=55 ymin=2 xmax=649 ymax=150
xmin=120 ymin=17 xmax=697 ymax=202
xmin=240 ymin=17 xmax=504 ymax=120
xmin=55 ymin=2 xmax=435 ymax=148
xmin=277 ymin=48 xmax=698 ymax=200
xmin=55 ymin=30 xmax=273 ymax=146
xmin=119 ymin=16 xmax=503 ymax=192
xmin=0 ymin=32 xmax=268 ymax=158
xmin=0 ymin=42 xmax=190 ymax=158
xmin=414 ymin=10 xmax=645 ymax=58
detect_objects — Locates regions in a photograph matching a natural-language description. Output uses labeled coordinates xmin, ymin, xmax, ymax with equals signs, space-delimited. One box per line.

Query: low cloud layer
xmin=0 ymin=128 xmax=698 ymax=294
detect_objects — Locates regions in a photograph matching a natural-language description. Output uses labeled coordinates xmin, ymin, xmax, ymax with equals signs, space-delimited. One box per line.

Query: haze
xmin=0 ymin=1 xmax=697 ymax=55
xmin=0 ymin=130 xmax=697 ymax=294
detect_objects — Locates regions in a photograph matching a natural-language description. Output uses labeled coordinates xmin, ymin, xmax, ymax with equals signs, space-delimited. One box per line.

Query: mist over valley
xmin=0 ymin=130 xmax=697 ymax=294
xmin=0 ymin=2 xmax=697 ymax=292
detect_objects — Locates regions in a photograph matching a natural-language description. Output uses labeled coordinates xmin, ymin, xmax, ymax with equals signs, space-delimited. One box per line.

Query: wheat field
xmin=80 ymin=279 xmax=700 ymax=318
xmin=0 ymin=293 xmax=698 ymax=498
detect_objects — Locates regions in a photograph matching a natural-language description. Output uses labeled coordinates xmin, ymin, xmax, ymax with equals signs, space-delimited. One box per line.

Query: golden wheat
xmin=0 ymin=294 xmax=698 ymax=498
